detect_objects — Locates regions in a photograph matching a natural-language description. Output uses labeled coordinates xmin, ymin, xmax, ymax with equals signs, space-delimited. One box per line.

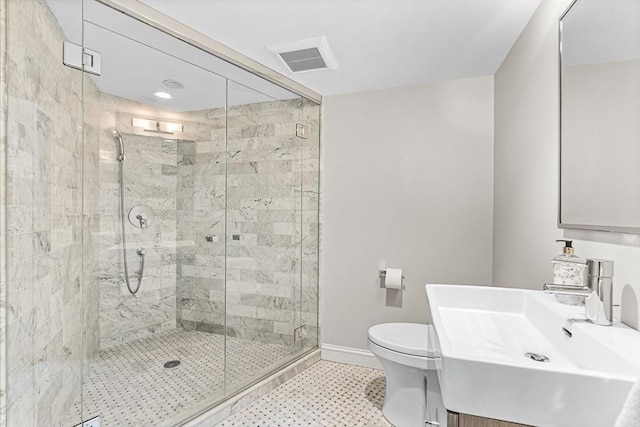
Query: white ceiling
xmin=140 ymin=0 xmax=541 ymax=96
xmin=47 ymin=0 xmax=300 ymax=112
xmin=46 ymin=0 xmax=542 ymax=110
xmin=562 ymin=0 xmax=640 ymax=67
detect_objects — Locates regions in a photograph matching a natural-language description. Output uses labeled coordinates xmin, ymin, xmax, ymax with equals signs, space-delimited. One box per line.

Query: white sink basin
xmin=426 ymin=284 xmax=640 ymax=427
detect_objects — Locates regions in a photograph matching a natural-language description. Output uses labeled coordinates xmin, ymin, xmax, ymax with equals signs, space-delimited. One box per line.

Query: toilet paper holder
xmin=378 ymin=260 xmax=405 ymax=279
xmin=378 ymin=269 xmax=405 ymax=279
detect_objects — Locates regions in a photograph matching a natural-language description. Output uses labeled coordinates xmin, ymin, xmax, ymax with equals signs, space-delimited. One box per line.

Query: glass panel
xmin=224 ymin=81 xmax=308 ymax=393
xmin=78 ymin=1 xmax=228 ymax=425
xmin=5 ymin=1 xmax=84 ymax=426
xmin=300 ymin=98 xmax=321 ymax=352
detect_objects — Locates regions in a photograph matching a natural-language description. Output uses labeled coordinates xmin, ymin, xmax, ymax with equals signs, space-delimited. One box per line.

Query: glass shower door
xmin=79 ymin=1 xmax=229 ymax=424
xmin=224 ymin=81 xmax=319 ymax=394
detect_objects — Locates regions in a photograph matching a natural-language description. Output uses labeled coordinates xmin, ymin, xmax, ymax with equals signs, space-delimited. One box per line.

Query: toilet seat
xmin=368 ymin=323 xmax=439 ymax=358
xmin=367 ymin=323 xmax=446 ymax=426
xmin=368 ymin=339 xmax=437 ymax=370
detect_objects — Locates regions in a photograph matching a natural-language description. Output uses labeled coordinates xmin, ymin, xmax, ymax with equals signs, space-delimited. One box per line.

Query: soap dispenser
xmin=552 ymin=239 xmax=587 ymax=305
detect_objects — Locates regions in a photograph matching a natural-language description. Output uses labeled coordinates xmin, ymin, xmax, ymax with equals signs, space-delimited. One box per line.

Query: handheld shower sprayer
xmin=114 ymin=129 xmax=125 ymax=161
xmin=113 ymin=129 xmax=145 ymax=295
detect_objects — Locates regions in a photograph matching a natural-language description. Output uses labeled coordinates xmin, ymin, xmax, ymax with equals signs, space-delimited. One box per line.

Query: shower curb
xmin=177 ymin=348 xmax=321 ymax=427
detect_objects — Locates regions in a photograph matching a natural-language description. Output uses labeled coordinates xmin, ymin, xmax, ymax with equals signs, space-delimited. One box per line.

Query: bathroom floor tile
xmin=65 ymin=330 xmax=299 ymax=427
xmin=218 ymin=360 xmax=392 ymax=427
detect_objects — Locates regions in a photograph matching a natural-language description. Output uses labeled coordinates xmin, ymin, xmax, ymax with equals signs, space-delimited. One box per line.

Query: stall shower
xmin=0 ymin=0 xmax=320 ymax=426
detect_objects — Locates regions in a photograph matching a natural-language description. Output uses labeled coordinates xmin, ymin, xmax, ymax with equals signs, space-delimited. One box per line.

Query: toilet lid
xmin=368 ymin=323 xmax=437 ymax=358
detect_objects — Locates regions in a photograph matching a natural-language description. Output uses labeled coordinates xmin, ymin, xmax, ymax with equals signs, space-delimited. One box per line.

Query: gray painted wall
xmin=493 ymin=0 xmax=569 ymax=290
xmin=321 ymin=76 xmax=495 ymax=350
xmin=493 ymin=0 xmax=640 ymax=327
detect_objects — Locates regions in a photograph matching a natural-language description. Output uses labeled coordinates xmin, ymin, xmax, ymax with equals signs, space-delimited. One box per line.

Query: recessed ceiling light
xmin=154 ymin=91 xmax=172 ymax=99
xmin=163 ymin=79 xmax=185 ymax=89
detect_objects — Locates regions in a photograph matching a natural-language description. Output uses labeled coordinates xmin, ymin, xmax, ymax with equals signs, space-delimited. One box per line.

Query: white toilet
xmin=368 ymin=323 xmax=446 ymax=427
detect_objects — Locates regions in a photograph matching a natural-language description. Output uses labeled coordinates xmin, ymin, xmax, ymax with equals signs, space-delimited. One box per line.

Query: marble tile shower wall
xmin=94 ymin=96 xmax=320 ymax=349
xmin=3 ymin=1 xmax=100 ymax=426
xmin=98 ymin=109 xmax=178 ymax=349
xmin=95 ymin=94 xmax=216 ymax=349
xmin=174 ymin=108 xmax=227 ymax=335
xmin=83 ymin=64 xmax=102 ymax=378
xmin=177 ymin=99 xmax=320 ymax=347
xmin=299 ymin=101 xmax=321 ymax=348
xmin=0 ymin=0 xmax=8 ymax=424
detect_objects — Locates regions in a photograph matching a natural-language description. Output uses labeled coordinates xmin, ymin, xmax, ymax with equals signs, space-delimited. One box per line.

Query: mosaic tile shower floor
xmin=65 ymin=330 xmax=298 ymax=427
xmin=218 ymin=360 xmax=392 ymax=427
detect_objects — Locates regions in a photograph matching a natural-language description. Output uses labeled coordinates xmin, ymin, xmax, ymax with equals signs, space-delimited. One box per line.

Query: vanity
xmin=425 ymin=284 xmax=640 ymax=427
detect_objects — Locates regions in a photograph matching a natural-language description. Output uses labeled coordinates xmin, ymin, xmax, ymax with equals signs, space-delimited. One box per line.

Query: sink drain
xmin=164 ymin=360 xmax=181 ymax=368
xmin=525 ymin=352 xmax=549 ymax=362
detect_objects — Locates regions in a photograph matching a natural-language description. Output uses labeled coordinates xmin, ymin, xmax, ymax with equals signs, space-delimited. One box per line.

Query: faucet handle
xmin=586 ymin=259 xmax=614 ymax=278
xmin=543 ymin=283 xmax=591 ymax=297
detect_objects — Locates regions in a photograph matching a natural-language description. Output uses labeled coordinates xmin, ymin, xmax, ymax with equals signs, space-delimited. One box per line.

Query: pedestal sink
xmin=425 ymin=284 xmax=640 ymax=427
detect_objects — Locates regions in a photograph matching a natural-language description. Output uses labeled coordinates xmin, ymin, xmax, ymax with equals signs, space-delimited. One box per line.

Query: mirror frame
xmin=557 ymin=0 xmax=640 ymax=234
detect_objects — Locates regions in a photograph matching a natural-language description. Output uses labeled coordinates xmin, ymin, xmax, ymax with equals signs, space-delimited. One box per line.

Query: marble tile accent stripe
xmin=64 ymin=329 xmax=301 ymax=427
xmin=217 ymin=361 xmax=392 ymax=427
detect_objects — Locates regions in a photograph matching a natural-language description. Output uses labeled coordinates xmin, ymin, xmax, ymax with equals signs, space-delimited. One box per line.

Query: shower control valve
xmin=129 ymin=205 xmax=153 ymax=229
xmin=136 ymin=212 xmax=147 ymax=228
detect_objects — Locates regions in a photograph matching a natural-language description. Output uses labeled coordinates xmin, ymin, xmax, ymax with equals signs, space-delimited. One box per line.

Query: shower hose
xmin=118 ymin=136 xmax=146 ymax=295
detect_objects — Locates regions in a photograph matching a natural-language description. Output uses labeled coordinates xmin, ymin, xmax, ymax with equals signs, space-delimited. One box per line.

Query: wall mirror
xmin=559 ymin=0 xmax=640 ymax=233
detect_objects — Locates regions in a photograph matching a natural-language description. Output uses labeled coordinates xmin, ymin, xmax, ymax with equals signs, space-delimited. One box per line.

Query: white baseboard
xmin=321 ymin=343 xmax=383 ymax=370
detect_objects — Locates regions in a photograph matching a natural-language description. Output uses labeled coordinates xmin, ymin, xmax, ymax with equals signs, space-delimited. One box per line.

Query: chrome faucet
xmin=544 ymin=258 xmax=614 ymax=327
xmin=561 ymin=318 xmax=590 ymax=337
xmin=584 ymin=259 xmax=614 ymax=325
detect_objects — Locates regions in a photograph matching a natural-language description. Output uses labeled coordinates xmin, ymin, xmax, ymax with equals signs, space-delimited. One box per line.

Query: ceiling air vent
xmin=267 ymin=37 xmax=338 ymax=73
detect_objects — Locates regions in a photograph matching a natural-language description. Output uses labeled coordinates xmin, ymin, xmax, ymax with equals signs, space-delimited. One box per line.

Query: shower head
xmin=113 ymin=129 xmax=125 ymax=161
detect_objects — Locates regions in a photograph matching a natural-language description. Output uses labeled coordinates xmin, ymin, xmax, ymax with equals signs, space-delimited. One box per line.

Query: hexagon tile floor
xmin=218 ymin=360 xmax=393 ymax=427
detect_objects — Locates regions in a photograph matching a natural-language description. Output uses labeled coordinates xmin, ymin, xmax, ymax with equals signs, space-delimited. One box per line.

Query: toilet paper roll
xmin=385 ymin=268 xmax=403 ymax=289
